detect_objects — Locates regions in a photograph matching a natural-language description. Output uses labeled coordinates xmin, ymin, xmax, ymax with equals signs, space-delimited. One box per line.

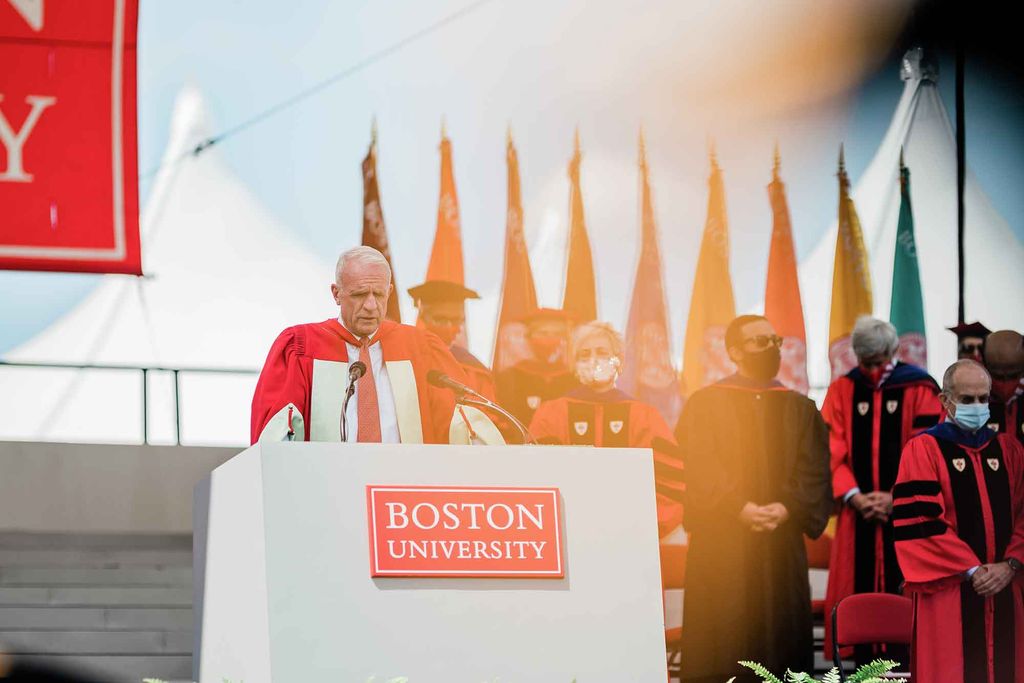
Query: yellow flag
xmin=828 ymin=144 xmax=873 ymax=379
xmin=681 ymin=148 xmax=736 ymax=395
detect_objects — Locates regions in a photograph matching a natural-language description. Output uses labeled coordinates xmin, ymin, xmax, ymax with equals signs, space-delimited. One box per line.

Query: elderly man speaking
xmin=251 ymin=246 xmax=476 ymax=444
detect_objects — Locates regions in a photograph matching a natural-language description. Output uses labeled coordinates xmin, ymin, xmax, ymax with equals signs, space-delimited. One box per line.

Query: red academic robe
xmin=450 ymin=344 xmax=496 ymax=401
xmin=990 ymin=385 xmax=1024 ymax=448
xmin=251 ymin=319 xmax=469 ymax=444
xmin=495 ymin=359 xmax=577 ymax=427
xmin=822 ymin=362 xmax=942 ymax=659
xmin=894 ymin=424 xmax=1024 ymax=683
xmin=528 ymin=387 xmax=685 ymax=538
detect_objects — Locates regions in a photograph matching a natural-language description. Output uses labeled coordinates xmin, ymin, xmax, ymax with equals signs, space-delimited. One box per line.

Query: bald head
xmin=984 ymin=330 xmax=1024 ymax=378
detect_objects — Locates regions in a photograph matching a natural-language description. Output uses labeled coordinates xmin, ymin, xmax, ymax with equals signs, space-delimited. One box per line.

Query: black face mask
xmin=742 ymin=346 xmax=781 ymax=381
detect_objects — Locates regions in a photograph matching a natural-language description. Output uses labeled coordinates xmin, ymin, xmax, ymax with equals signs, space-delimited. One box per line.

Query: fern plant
xmin=726 ymin=658 xmax=898 ymax=683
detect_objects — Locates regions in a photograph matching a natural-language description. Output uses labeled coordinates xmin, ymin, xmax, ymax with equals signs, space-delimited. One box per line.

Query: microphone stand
xmin=340 ymin=380 xmax=358 ymax=442
xmin=454 ymin=389 xmax=537 ymax=446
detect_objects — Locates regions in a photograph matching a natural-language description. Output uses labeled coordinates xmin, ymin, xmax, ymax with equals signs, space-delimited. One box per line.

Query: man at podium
xmin=251 ymin=246 xmax=481 ymax=445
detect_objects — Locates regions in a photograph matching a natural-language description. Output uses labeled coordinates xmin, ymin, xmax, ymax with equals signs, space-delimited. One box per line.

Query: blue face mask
xmin=951 ymin=402 xmax=991 ymax=432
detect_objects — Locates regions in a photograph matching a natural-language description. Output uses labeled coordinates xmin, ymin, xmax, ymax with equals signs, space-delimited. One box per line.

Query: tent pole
xmin=956 ymin=41 xmax=966 ymax=324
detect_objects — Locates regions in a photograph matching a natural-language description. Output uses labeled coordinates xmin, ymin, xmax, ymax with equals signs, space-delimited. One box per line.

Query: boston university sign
xmin=366 ymin=486 xmax=564 ymax=578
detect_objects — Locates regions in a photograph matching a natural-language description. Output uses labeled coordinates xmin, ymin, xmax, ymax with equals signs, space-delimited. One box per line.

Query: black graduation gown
xmin=675 ymin=374 xmax=832 ymax=683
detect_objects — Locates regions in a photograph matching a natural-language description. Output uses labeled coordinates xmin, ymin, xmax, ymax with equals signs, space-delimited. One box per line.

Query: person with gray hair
xmin=820 ymin=315 xmax=942 ymax=665
xmin=892 ymin=358 xmax=1024 ymax=683
xmin=527 ymin=321 xmax=684 ymax=534
xmin=251 ymin=245 xmax=492 ymax=445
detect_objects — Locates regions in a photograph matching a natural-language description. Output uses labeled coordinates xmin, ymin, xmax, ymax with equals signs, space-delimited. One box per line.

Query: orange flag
xmin=492 ymin=128 xmax=539 ymax=372
xmin=681 ymin=147 xmax=736 ymax=395
xmin=424 ymin=124 xmax=468 ymax=343
xmin=764 ymin=145 xmax=808 ymax=393
xmin=828 ymin=144 xmax=873 ymax=380
xmin=361 ymin=121 xmax=401 ymax=322
xmin=561 ymin=129 xmax=598 ymax=324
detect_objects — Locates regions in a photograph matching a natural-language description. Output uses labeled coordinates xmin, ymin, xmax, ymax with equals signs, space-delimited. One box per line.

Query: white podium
xmin=194 ymin=442 xmax=667 ymax=682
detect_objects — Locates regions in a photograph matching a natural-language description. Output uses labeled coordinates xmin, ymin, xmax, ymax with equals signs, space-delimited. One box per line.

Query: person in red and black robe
xmin=529 ymin=321 xmax=684 ymax=536
xmin=495 ymin=308 xmax=578 ymax=427
xmin=821 ymin=317 xmax=942 ymax=665
xmin=675 ymin=315 xmax=831 ymax=683
xmin=985 ymin=330 xmax=1024 ymax=447
xmin=894 ymin=359 xmax=1024 ymax=683
xmin=408 ymin=279 xmax=496 ymax=401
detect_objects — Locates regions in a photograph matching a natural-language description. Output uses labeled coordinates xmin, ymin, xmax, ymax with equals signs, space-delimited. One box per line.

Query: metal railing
xmin=0 ymin=359 xmax=259 ymax=445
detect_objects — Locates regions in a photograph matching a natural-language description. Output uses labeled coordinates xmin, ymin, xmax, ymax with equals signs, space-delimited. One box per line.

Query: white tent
xmin=0 ymin=86 xmax=336 ymax=446
xmin=799 ymin=48 xmax=1024 ymax=391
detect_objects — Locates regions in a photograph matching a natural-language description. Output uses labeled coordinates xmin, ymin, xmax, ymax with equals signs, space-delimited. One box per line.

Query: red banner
xmin=366 ymin=486 xmax=564 ymax=578
xmin=0 ymin=0 xmax=141 ymax=274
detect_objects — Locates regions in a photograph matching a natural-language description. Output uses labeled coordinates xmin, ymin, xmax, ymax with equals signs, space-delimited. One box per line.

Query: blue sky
xmin=2 ymin=0 xmax=1021 ymax=359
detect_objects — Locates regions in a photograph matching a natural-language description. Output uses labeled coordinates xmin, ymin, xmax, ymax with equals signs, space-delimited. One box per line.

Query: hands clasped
xmin=971 ymin=562 xmax=1016 ymax=597
xmin=850 ymin=491 xmax=893 ymax=524
xmin=740 ymin=502 xmax=790 ymax=532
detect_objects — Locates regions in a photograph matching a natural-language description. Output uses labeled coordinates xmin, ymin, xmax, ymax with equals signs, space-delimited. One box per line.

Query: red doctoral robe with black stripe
xmin=990 ymin=380 xmax=1024 ymax=448
xmin=251 ymin=319 xmax=469 ymax=444
xmin=495 ymin=359 xmax=578 ymax=427
xmin=528 ymin=386 xmax=684 ymax=538
xmin=894 ymin=422 xmax=1024 ymax=683
xmin=821 ymin=362 xmax=942 ymax=660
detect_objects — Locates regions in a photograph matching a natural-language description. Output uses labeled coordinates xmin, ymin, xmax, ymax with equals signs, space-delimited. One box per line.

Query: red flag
xmin=620 ymin=131 xmax=682 ymax=423
xmin=681 ymin=147 xmax=737 ymax=394
xmin=0 ymin=0 xmax=142 ymax=274
xmin=361 ymin=122 xmax=401 ymax=322
xmin=425 ymin=125 xmax=467 ymax=343
xmin=764 ymin=146 xmax=809 ymax=394
xmin=561 ymin=129 xmax=597 ymax=324
xmin=492 ymin=128 xmax=538 ymax=372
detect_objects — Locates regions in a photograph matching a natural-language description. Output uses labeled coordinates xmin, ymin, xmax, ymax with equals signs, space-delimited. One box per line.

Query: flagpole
xmin=955 ymin=41 xmax=966 ymax=325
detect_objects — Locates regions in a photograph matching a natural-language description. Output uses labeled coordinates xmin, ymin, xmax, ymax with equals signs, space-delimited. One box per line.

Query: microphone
xmin=427 ymin=369 xmax=476 ymax=398
xmin=427 ymin=368 xmax=537 ymax=445
xmin=340 ymin=361 xmax=367 ymax=442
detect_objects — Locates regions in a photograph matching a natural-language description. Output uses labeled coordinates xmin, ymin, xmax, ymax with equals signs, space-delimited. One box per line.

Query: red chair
xmin=831 ymin=592 xmax=913 ymax=681
xmin=660 ymin=543 xmax=687 ymax=681
xmin=804 ymin=533 xmax=832 ymax=619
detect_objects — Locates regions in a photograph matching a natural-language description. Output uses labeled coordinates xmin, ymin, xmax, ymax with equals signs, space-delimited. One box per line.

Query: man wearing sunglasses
xmin=675 ymin=314 xmax=831 ymax=683
xmin=948 ymin=321 xmax=992 ymax=364
xmin=821 ymin=316 xmax=942 ymax=667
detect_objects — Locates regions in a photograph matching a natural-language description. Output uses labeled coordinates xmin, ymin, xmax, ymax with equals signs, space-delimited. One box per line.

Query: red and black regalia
xmin=496 ymin=358 xmax=577 ymax=427
xmin=674 ymin=374 xmax=832 ymax=683
xmin=990 ymin=378 xmax=1024 ymax=448
xmin=821 ymin=362 xmax=942 ymax=662
xmin=894 ymin=422 xmax=1024 ymax=683
xmin=529 ymin=386 xmax=685 ymax=537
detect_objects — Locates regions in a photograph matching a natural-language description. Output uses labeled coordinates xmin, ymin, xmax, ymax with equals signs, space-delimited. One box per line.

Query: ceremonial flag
xmin=828 ymin=145 xmax=873 ymax=380
xmin=425 ymin=125 xmax=468 ymax=343
xmin=0 ymin=0 xmax=142 ymax=274
xmin=620 ymin=131 xmax=682 ymax=423
xmin=764 ymin=146 xmax=809 ymax=394
xmin=681 ymin=147 xmax=736 ymax=395
xmin=890 ymin=150 xmax=927 ymax=367
xmin=561 ymin=129 xmax=597 ymax=324
xmin=361 ymin=122 xmax=401 ymax=322
xmin=491 ymin=128 xmax=538 ymax=372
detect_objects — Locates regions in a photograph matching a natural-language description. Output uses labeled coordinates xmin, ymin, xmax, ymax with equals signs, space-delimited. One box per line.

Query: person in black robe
xmin=675 ymin=314 xmax=832 ymax=683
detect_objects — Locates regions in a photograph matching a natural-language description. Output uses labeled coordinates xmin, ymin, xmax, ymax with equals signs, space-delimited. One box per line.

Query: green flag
xmin=890 ymin=154 xmax=927 ymax=367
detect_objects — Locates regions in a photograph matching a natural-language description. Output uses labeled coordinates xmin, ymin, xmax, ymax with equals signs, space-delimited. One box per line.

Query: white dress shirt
xmin=339 ymin=319 xmax=401 ymax=443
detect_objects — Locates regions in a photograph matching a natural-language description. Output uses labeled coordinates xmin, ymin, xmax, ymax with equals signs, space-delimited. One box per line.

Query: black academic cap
xmin=407 ymin=279 xmax=480 ymax=306
xmin=947 ymin=321 xmax=992 ymax=340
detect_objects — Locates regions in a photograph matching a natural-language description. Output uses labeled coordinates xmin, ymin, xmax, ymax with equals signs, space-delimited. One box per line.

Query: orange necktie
xmin=357 ymin=338 xmax=382 ymax=443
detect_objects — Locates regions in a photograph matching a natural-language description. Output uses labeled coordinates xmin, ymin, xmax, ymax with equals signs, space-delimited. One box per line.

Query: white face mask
xmin=576 ymin=357 xmax=620 ymax=386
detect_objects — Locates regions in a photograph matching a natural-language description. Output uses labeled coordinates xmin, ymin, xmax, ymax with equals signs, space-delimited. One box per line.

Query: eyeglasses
xmin=959 ymin=342 xmax=984 ymax=354
xmin=745 ymin=334 xmax=783 ymax=350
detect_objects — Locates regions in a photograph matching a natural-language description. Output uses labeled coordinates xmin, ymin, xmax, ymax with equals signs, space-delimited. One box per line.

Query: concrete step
xmin=0 ymin=548 xmax=192 ymax=568
xmin=0 ymin=629 xmax=192 ymax=655
xmin=0 ymin=606 xmax=192 ymax=630
xmin=0 ymin=586 xmax=191 ymax=607
xmin=0 ymin=565 xmax=191 ymax=586
xmin=11 ymin=654 xmax=192 ymax=682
